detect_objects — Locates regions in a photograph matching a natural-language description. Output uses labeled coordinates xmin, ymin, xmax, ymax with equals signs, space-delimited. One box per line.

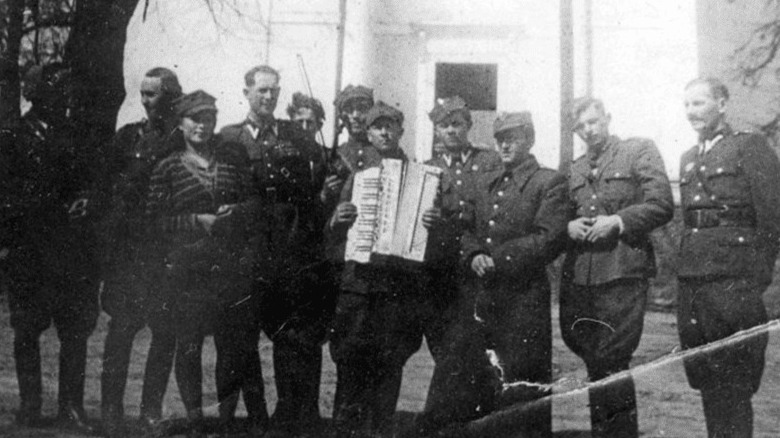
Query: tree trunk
xmin=64 ymin=0 xmax=138 ymax=151
xmin=1 ymin=0 xmax=24 ymax=129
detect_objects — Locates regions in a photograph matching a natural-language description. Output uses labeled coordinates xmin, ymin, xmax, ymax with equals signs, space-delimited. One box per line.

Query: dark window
xmin=435 ymin=63 xmax=498 ymax=111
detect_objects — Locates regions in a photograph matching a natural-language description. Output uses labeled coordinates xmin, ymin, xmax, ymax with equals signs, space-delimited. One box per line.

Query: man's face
xmin=339 ymin=97 xmax=372 ymax=137
xmin=179 ymin=110 xmax=217 ymax=146
xmin=292 ymin=107 xmax=321 ymax=141
xmin=244 ymin=72 xmax=280 ymax=119
xmin=367 ymin=118 xmax=403 ymax=153
xmin=140 ymin=76 xmax=165 ymax=121
xmin=573 ymin=104 xmax=611 ymax=148
xmin=495 ymin=128 xmax=533 ymax=164
xmin=434 ymin=112 xmax=471 ymax=153
xmin=684 ymin=82 xmax=725 ymax=135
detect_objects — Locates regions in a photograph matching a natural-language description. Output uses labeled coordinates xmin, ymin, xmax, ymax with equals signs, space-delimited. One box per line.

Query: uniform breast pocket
xmin=704 ymin=164 xmax=747 ymax=200
xmin=599 ymin=170 xmax=636 ymax=214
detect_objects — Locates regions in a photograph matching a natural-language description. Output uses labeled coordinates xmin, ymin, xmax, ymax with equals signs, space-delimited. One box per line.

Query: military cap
xmin=173 ymin=90 xmax=217 ymax=117
xmin=428 ymin=96 xmax=470 ymax=124
xmin=494 ymin=111 xmax=534 ymax=136
xmin=334 ymin=84 xmax=374 ymax=110
xmin=364 ymin=101 xmax=404 ymax=127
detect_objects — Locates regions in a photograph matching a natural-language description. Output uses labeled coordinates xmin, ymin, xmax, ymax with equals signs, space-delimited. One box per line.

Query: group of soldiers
xmin=1 ymin=60 xmax=779 ymax=438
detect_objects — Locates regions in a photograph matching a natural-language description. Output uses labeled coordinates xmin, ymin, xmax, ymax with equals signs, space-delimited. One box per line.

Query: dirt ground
xmin=1 ymin=288 xmax=780 ymax=438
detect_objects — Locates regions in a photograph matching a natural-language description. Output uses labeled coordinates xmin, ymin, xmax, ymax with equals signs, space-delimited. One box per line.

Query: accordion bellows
xmin=345 ymin=159 xmax=442 ymax=264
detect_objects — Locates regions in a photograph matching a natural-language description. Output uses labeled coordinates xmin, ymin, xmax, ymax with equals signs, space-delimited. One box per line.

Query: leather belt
xmin=683 ymin=208 xmax=756 ymax=229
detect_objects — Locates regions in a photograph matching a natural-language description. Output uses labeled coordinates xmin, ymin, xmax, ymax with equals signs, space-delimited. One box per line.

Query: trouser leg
xmin=175 ymin=330 xmax=205 ymax=420
xmin=140 ymin=319 xmax=176 ymax=420
xmin=58 ymin=328 xmax=90 ymax=413
xmin=101 ymin=317 xmax=142 ymax=415
xmin=701 ymin=390 xmax=754 ymax=438
xmin=13 ymin=328 xmax=43 ymax=416
xmin=587 ymin=362 xmax=637 ymax=438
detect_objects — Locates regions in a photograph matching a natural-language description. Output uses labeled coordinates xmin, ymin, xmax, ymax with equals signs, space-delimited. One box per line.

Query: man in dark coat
xmin=560 ymin=97 xmax=673 ymax=438
xmin=420 ymin=112 xmax=569 ymax=437
xmin=219 ymin=65 xmax=331 ymax=437
xmin=327 ymin=101 xmax=441 ymax=437
xmin=411 ymin=97 xmax=503 ymax=435
xmin=99 ymin=67 xmax=182 ymax=436
xmin=1 ymin=63 xmax=100 ymax=434
xmin=677 ymin=77 xmax=780 ymax=438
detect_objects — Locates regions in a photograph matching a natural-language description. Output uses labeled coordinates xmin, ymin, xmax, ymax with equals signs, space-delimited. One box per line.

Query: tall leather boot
xmin=13 ymin=329 xmax=43 ymax=427
xmin=588 ymin=367 xmax=638 ymax=438
xmin=101 ymin=317 xmax=138 ymax=436
xmin=57 ymin=333 xmax=94 ymax=434
xmin=140 ymin=323 xmax=176 ymax=422
xmin=702 ymin=390 xmax=754 ymax=438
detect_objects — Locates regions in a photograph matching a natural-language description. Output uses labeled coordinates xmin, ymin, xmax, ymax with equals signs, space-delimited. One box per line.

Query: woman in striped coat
xmin=146 ymin=90 xmax=262 ymax=437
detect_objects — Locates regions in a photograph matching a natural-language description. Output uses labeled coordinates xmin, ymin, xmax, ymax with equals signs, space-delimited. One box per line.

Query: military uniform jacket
xmin=1 ymin=112 xmax=99 ymax=281
xmin=336 ymin=137 xmax=382 ymax=174
xmin=678 ymin=125 xmax=780 ymax=282
xmin=565 ymin=135 xmax=673 ymax=286
xmin=220 ymin=118 xmax=327 ymax=279
xmin=99 ymin=119 xmax=177 ymax=265
xmin=326 ymin=148 xmax=414 ymax=295
xmin=424 ymin=147 xmax=502 ymax=270
xmin=461 ymin=155 xmax=570 ymax=282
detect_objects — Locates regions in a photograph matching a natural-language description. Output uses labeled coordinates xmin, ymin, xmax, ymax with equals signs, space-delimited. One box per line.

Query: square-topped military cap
xmin=173 ymin=90 xmax=217 ymax=117
xmin=494 ymin=111 xmax=534 ymax=136
xmin=365 ymin=101 xmax=404 ymax=127
xmin=428 ymin=96 xmax=469 ymax=124
xmin=334 ymin=84 xmax=374 ymax=110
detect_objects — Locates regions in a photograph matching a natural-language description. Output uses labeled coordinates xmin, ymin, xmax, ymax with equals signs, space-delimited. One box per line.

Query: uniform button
xmin=506 ymin=256 xmax=512 ymax=261
xmin=498 ymin=191 xmax=504 ymax=197
xmin=267 ymin=163 xmax=272 ymax=168
xmin=591 ymin=194 xmax=597 ymax=200
xmin=697 ymin=182 xmax=702 ymax=188
xmin=503 ymin=176 xmax=509 ymax=182
xmin=358 ymin=161 xmax=364 ymax=167
xmin=493 ymin=204 xmax=499 ymax=210
xmin=270 ymin=174 xmax=275 ymax=179
xmin=691 ymin=318 xmax=697 ymax=325
xmin=456 ymin=180 xmax=462 ymax=185
xmin=710 ymin=195 xmax=716 ymax=201
xmin=358 ymin=149 xmax=364 ymax=155
xmin=486 ymin=238 xmax=492 ymax=243
xmin=717 ymin=167 xmax=723 ymax=174
xmin=700 ymin=166 xmax=706 ymax=172
xmin=590 ymin=206 xmax=596 ymax=211
xmin=135 ymin=152 xmax=141 ymax=158
xmin=692 ymin=228 xmax=698 ymax=233
xmin=693 ymin=195 xmax=700 ymax=202
xmin=489 ymin=220 xmax=495 ymax=226
xmin=456 ymin=169 xmax=462 ymax=175
xmin=459 ymin=200 xmax=465 ymax=206
xmin=738 ymin=236 xmax=745 ymax=243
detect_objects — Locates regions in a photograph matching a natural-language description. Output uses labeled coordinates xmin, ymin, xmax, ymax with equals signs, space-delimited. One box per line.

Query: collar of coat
xmin=487 ymin=154 xmax=540 ymax=191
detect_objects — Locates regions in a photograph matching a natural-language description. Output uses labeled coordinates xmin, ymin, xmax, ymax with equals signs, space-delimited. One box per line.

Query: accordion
xmin=345 ymin=159 xmax=442 ymax=264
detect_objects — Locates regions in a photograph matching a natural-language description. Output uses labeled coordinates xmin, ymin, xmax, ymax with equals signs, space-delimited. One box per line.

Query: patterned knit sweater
xmin=146 ymin=140 xmax=260 ymax=263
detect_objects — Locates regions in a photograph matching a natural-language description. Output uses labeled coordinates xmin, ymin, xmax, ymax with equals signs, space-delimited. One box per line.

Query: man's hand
xmin=422 ymin=207 xmax=442 ymax=229
xmin=331 ymin=202 xmax=358 ymax=228
xmin=471 ymin=254 xmax=495 ymax=278
xmin=567 ymin=217 xmax=594 ymax=241
xmin=320 ymin=175 xmax=345 ymax=204
xmin=584 ymin=214 xmax=622 ymax=242
xmin=68 ymin=197 xmax=89 ymax=219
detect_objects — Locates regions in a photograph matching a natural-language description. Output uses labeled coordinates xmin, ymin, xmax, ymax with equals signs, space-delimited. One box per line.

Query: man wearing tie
xmin=677 ymin=77 xmax=780 ymax=438
xmin=560 ymin=97 xmax=673 ymax=438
